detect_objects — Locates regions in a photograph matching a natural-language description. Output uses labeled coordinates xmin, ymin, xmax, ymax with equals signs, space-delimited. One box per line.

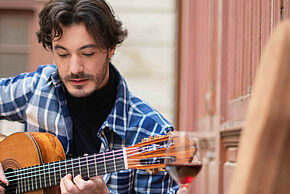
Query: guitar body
xmin=0 ymin=132 xmax=65 ymax=194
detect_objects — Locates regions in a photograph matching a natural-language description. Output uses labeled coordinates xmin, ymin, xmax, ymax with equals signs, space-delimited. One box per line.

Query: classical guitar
xmin=0 ymin=132 xmax=170 ymax=194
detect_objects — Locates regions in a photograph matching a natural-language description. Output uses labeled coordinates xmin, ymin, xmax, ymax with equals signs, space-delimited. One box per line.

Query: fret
xmin=26 ymin=167 xmax=33 ymax=192
xmin=80 ymin=157 xmax=88 ymax=180
xmin=14 ymin=170 xmax=18 ymax=194
xmin=43 ymin=164 xmax=47 ymax=188
xmin=39 ymin=165 xmax=44 ymax=189
xmin=33 ymin=166 xmax=38 ymax=191
xmin=94 ymin=154 xmax=98 ymax=176
xmin=34 ymin=166 xmax=39 ymax=190
xmin=88 ymin=155 xmax=96 ymax=177
xmin=85 ymin=155 xmax=90 ymax=178
xmin=96 ymin=153 xmax=105 ymax=175
xmin=53 ymin=162 xmax=57 ymax=185
xmin=59 ymin=161 xmax=63 ymax=183
xmin=103 ymin=152 xmax=107 ymax=173
xmin=15 ymin=172 xmax=19 ymax=194
xmin=63 ymin=159 xmax=74 ymax=177
xmin=55 ymin=161 xmax=62 ymax=184
xmin=16 ymin=169 xmax=20 ymax=194
xmin=78 ymin=157 xmax=82 ymax=177
xmin=30 ymin=167 xmax=34 ymax=191
xmin=115 ymin=150 xmax=125 ymax=171
xmin=97 ymin=153 xmax=106 ymax=175
xmin=104 ymin=152 xmax=114 ymax=173
xmin=21 ymin=168 xmax=24 ymax=193
xmin=67 ymin=158 xmax=74 ymax=177
xmin=64 ymin=159 xmax=68 ymax=176
xmin=113 ymin=150 xmax=116 ymax=172
xmin=23 ymin=168 xmax=27 ymax=192
xmin=72 ymin=158 xmax=80 ymax=177
xmin=48 ymin=163 xmax=52 ymax=187
xmin=64 ymin=159 xmax=71 ymax=177
xmin=19 ymin=168 xmax=23 ymax=193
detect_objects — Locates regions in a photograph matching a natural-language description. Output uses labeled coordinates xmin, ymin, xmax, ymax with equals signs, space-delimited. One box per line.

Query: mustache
xmin=64 ymin=72 xmax=94 ymax=81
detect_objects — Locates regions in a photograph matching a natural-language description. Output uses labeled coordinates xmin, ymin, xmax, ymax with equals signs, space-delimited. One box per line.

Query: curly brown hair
xmin=37 ymin=0 xmax=127 ymax=50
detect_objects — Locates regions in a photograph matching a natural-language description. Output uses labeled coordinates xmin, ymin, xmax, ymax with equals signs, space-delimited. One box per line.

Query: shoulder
xmin=34 ymin=64 xmax=57 ymax=80
xmin=27 ymin=65 xmax=58 ymax=90
xmin=110 ymin=64 xmax=173 ymax=141
xmin=127 ymin=93 xmax=173 ymax=134
xmin=0 ymin=64 xmax=57 ymax=87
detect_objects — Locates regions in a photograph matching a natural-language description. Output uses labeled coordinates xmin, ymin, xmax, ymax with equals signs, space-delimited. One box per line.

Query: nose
xmin=69 ymin=55 xmax=83 ymax=74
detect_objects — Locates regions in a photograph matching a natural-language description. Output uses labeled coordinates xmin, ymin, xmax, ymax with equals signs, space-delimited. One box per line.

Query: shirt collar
xmin=50 ymin=65 xmax=61 ymax=85
xmin=98 ymin=64 xmax=129 ymax=139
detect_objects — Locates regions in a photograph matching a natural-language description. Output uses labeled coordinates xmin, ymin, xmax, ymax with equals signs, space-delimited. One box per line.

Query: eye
xmin=82 ymin=52 xmax=95 ymax=57
xmin=58 ymin=53 xmax=70 ymax=58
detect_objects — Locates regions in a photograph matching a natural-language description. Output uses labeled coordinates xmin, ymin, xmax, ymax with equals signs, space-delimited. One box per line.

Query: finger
xmin=60 ymin=175 xmax=67 ymax=193
xmin=0 ymin=187 xmax=5 ymax=194
xmin=91 ymin=176 xmax=105 ymax=186
xmin=0 ymin=163 xmax=8 ymax=186
xmin=61 ymin=174 xmax=80 ymax=193
xmin=90 ymin=176 xmax=109 ymax=194
xmin=73 ymin=175 xmax=94 ymax=191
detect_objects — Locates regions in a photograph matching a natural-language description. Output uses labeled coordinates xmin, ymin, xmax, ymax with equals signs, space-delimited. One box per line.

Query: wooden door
xmin=177 ymin=0 xmax=290 ymax=193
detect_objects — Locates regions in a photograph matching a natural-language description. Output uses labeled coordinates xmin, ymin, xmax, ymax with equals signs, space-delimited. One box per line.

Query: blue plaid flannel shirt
xmin=0 ymin=64 xmax=178 ymax=193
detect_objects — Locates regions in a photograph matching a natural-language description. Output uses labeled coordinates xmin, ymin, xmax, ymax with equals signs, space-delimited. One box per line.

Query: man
xmin=0 ymin=0 xmax=179 ymax=193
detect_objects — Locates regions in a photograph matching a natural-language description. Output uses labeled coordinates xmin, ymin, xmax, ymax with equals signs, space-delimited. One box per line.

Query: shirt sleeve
xmin=107 ymin=169 xmax=179 ymax=194
xmin=0 ymin=72 xmax=37 ymax=122
xmin=134 ymin=169 xmax=179 ymax=194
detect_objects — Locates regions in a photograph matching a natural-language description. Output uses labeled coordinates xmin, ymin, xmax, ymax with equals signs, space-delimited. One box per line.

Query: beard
xmin=62 ymin=56 xmax=109 ymax=98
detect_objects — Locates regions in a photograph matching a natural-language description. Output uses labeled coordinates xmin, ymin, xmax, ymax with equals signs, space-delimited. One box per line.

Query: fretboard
xmin=5 ymin=149 xmax=126 ymax=194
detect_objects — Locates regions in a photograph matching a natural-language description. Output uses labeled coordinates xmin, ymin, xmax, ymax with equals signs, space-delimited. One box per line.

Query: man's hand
xmin=0 ymin=163 xmax=8 ymax=194
xmin=60 ymin=174 xmax=109 ymax=194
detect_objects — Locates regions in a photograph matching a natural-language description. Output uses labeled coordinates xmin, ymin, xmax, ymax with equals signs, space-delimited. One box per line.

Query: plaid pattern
xmin=0 ymin=64 xmax=178 ymax=193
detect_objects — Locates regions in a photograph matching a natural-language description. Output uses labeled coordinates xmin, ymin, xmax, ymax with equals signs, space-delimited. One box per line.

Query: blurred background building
xmin=0 ymin=0 xmax=290 ymax=194
xmin=0 ymin=0 xmax=178 ymax=135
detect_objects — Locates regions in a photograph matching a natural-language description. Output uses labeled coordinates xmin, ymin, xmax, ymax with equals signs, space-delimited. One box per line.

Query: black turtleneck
xmin=65 ymin=66 xmax=118 ymax=157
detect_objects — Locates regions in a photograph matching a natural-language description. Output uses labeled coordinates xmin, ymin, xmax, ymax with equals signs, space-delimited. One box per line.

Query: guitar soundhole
xmin=4 ymin=168 xmax=17 ymax=194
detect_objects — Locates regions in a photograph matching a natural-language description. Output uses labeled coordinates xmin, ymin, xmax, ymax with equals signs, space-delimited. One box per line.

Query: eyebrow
xmin=54 ymin=44 xmax=68 ymax=51
xmin=53 ymin=44 xmax=98 ymax=51
xmin=79 ymin=44 xmax=98 ymax=50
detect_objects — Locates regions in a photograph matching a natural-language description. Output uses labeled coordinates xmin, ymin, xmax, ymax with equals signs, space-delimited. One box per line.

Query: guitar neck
xmin=8 ymin=149 xmax=126 ymax=193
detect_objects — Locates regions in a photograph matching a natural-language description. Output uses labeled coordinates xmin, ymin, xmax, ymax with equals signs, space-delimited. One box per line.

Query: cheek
xmin=84 ymin=60 xmax=105 ymax=74
xmin=56 ymin=64 xmax=68 ymax=78
xmin=54 ymin=58 xmax=69 ymax=75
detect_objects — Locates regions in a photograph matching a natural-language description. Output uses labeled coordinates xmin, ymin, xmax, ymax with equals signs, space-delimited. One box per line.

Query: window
xmin=0 ymin=10 xmax=32 ymax=77
xmin=0 ymin=10 xmax=32 ymax=135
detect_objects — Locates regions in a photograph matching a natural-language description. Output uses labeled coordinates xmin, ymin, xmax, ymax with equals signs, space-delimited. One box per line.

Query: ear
xmin=108 ymin=47 xmax=116 ymax=59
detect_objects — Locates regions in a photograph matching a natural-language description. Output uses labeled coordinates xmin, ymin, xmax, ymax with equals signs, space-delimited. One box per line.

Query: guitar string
xmin=4 ymin=144 xmax=162 ymax=178
xmin=3 ymin=157 xmax=168 ymax=194
xmin=5 ymin=152 xmax=167 ymax=183
xmin=4 ymin=144 xmax=171 ymax=188
xmin=4 ymin=146 xmax=169 ymax=194
xmin=6 ymin=156 xmax=166 ymax=185
xmin=4 ymin=156 xmax=167 ymax=192
xmin=4 ymin=144 xmax=168 ymax=181
xmin=4 ymin=161 xmax=126 ymax=193
xmin=4 ymin=144 xmax=170 ymax=193
xmin=5 ymin=149 xmax=123 ymax=177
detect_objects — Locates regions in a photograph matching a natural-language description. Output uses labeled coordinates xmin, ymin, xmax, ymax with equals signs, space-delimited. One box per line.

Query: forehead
xmin=52 ymin=23 xmax=97 ymax=49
